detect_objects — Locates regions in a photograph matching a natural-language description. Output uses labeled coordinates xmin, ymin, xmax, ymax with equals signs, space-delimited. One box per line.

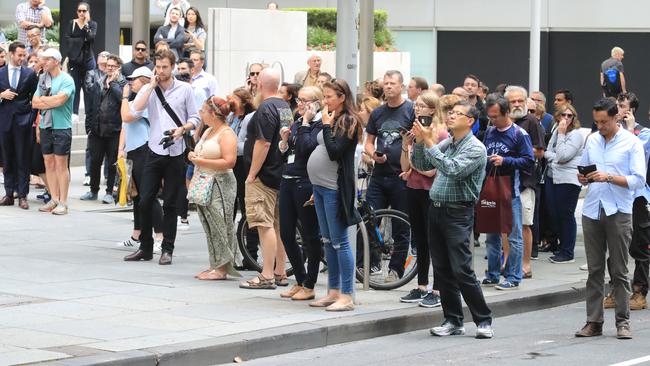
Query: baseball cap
xmin=127 ymin=66 xmax=153 ymax=80
xmin=39 ymin=48 xmax=62 ymax=62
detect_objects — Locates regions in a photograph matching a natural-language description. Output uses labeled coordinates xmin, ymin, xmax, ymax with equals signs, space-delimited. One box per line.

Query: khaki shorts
xmin=520 ymin=187 xmax=535 ymax=226
xmin=245 ymin=178 xmax=280 ymax=230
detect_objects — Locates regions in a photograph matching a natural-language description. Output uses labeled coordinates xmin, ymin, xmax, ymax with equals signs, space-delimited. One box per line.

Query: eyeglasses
xmin=297 ymin=98 xmax=315 ymax=104
xmin=560 ymin=113 xmax=574 ymax=118
xmin=414 ymin=103 xmax=432 ymax=109
xmin=135 ymin=47 xmax=147 ymax=52
xmin=249 ymin=71 xmax=260 ymax=76
xmin=105 ymin=64 xmax=119 ymax=69
xmin=448 ymin=110 xmax=470 ymax=118
xmin=77 ymin=9 xmax=87 ymax=13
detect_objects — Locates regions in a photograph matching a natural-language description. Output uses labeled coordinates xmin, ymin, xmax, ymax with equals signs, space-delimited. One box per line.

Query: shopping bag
xmin=475 ymin=167 xmax=512 ymax=234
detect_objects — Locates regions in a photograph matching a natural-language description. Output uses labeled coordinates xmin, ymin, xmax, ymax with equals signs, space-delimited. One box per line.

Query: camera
xmin=159 ymin=130 xmax=175 ymax=149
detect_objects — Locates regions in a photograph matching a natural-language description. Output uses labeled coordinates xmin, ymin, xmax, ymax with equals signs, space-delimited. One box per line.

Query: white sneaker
xmin=177 ymin=217 xmax=190 ymax=231
xmin=579 ymin=263 xmax=588 ymax=271
xmin=153 ymin=238 xmax=163 ymax=254
xmin=52 ymin=203 xmax=68 ymax=215
xmin=117 ymin=237 xmax=140 ymax=248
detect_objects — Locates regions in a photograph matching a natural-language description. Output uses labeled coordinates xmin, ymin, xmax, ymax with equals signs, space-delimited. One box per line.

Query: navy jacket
xmin=0 ymin=65 xmax=38 ymax=132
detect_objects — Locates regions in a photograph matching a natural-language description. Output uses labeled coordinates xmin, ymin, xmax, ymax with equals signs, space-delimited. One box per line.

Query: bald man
xmin=452 ymin=87 xmax=470 ymax=101
xmin=294 ymin=54 xmax=322 ymax=87
xmin=240 ymin=68 xmax=293 ymax=289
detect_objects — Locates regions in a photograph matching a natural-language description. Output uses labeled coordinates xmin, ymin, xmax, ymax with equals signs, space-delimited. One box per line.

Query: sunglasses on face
xmin=249 ymin=71 xmax=260 ymax=76
xmin=77 ymin=9 xmax=87 ymax=13
xmin=560 ymin=113 xmax=574 ymax=118
xmin=528 ymin=109 xmax=536 ymax=114
xmin=136 ymin=47 xmax=147 ymax=52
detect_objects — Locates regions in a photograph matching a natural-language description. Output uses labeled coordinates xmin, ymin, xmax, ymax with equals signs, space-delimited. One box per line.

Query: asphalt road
xmin=229 ymin=303 xmax=650 ymax=366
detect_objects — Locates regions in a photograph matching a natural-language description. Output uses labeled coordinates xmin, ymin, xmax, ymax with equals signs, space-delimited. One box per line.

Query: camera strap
xmin=154 ymin=86 xmax=195 ymax=156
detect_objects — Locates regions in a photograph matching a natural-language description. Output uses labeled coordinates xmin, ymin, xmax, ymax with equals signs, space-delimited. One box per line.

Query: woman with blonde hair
xmin=543 ymin=103 xmax=584 ymax=264
xmin=398 ymin=90 xmax=449 ymax=307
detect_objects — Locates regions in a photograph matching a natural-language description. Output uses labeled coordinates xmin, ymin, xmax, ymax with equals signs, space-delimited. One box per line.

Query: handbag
xmin=475 ymin=167 xmax=513 ymax=234
xmin=187 ymin=171 xmax=215 ymax=206
xmin=153 ymin=86 xmax=195 ymax=163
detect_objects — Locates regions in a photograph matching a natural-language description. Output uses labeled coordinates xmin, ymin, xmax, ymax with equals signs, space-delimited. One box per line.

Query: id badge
xmin=287 ymin=154 xmax=295 ymax=164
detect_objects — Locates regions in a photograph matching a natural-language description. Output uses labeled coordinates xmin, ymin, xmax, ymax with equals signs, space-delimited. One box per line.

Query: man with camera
xmin=80 ymin=54 xmax=126 ymax=204
xmin=575 ymin=98 xmax=645 ymax=340
xmin=123 ymin=49 xmax=199 ymax=265
xmin=364 ymin=70 xmax=415 ymax=282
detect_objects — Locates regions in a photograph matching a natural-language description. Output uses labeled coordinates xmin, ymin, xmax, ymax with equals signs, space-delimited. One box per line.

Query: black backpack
xmin=602 ymin=67 xmax=622 ymax=97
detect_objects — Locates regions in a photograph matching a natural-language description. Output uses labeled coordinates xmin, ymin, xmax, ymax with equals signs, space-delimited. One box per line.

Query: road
xmin=231 ymin=303 xmax=650 ymax=366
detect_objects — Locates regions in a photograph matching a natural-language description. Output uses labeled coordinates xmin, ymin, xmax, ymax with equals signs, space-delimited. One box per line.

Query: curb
xmin=40 ymin=282 xmax=586 ymax=366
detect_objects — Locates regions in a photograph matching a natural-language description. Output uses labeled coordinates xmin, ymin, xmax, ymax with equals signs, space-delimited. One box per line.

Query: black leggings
xmin=128 ymin=145 xmax=163 ymax=233
xmin=407 ymin=188 xmax=436 ymax=289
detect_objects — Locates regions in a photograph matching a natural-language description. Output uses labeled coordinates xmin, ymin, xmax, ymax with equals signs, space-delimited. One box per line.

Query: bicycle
xmin=353 ymin=167 xmax=417 ymax=290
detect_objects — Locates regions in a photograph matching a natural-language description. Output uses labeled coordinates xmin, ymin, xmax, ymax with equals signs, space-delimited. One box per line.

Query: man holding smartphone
xmin=576 ymin=98 xmax=645 ymax=340
xmin=123 ymin=49 xmax=199 ymax=265
xmin=364 ymin=70 xmax=415 ymax=282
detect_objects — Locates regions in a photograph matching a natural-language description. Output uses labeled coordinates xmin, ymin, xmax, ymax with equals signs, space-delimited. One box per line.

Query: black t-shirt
xmin=121 ymin=59 xmax=154 ymax=78
xmin=366 ymin=99 xmax=415 ymax=176
xmin=515 ymin=114 xmax=545 ymax=189
xmin=243 ymin=97 xmax=293 ymax=189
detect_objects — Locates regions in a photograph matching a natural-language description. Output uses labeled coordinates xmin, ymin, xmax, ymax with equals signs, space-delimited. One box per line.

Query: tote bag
xmin=475 ymin=167 xmax=513 ymax=234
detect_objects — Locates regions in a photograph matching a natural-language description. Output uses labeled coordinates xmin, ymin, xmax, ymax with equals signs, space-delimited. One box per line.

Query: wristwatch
xmin=606 ymin=173 xmax=613 ymax=183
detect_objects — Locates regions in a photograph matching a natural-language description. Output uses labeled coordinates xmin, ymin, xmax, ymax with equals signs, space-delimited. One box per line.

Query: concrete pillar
xmin=131 ymin=0 xmax=150 ymax=48
xmin=335 ymin=0 xmax=359 ymax=95
xmin=359 ymin=0 xmax=374 ymax=85
xmin=529 ymin=0 xmax=542 ymax=92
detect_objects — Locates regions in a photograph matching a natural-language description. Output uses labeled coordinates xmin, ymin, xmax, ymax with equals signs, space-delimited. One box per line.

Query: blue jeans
xmin=545 ymin=178 xmax=581 ymax=259
xmin=313 ymin=185 xmax=355 ymax=294
xmin=365 ymin=174 xmax=409 ymax=276
xmin=486 ymin=196 xmax=523 ymax=284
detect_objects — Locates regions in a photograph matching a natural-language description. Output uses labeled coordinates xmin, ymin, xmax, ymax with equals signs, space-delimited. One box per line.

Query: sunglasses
xmin=136 ymin=47 xmax=147 ymax=52
xmin=560 ymin=113 xmax=574 ymax=118
xmin=249 ymin=71 xmax=260 ymax=76
xmin=77 ymin=9 xmax=87 ymax=13
xmin=528 ymin=109 xmax=536 ymax=114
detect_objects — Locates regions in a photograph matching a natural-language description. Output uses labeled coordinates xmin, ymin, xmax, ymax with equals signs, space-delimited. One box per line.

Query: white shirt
xmin=8 ymin=63 xmax=21 ymax=89
xmin=191 ymin=70 xmax=219 ymax=98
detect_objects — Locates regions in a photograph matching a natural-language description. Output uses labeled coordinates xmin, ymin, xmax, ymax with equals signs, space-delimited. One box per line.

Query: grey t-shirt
xmin=601 ymin=57 xmax=624 ymax=73
xmin=307 ymin=131 xmax=338 ymax=190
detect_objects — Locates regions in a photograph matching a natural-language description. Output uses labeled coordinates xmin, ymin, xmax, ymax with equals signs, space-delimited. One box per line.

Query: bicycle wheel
xmin=355 ymin=208 xmax=417 ymax=290
xmin=236 ymin=217 xmax=297 ymax=277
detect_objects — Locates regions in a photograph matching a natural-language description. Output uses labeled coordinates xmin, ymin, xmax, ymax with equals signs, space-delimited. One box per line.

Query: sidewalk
xmin=0 ymin=167 xmax=591 ymax=366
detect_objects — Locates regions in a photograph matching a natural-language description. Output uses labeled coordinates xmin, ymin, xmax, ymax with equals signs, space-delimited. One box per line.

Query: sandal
xmin=274 ymin=274 xmax=289 ymax=287
xmin=239 ymin=274 xmax=277 ymax=289
xmin=198 ymin=270 xmax=227 ymax=280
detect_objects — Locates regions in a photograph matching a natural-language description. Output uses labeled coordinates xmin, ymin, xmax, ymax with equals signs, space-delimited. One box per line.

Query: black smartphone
xmin=375 ymin=151 xmax=384 ymax=157
xmin=418 ymin=115 xmax=433 ymax=126
xmin=577 ymin=164 xmax=597 ymax=176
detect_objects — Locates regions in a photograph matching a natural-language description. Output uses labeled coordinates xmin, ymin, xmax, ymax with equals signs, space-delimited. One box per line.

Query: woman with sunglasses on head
xmin=399 ymin=90 xmax=448 ymax=308
xmin=543 ymin=104 xmax=584 ymax=264
xmin=62 ymin=1 xmax=98 ymax=118
xmin=307 ymin=79 xmax=363 ymax=311
xmin=278 ymin=86 xmax=325 ymax=301
xmin=189 ymin=96 xmax=242 ymax=280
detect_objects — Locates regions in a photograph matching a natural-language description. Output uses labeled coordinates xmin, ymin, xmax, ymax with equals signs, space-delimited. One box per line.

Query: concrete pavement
xmin=0 ymin=167 xmax=595 ymax=365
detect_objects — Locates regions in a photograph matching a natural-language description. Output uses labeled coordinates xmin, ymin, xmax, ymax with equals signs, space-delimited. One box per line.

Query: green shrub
xmin=0 ymin=21 xmax=59 ymax=46
xmin=1 ymin=23 xmax=18 ymax=42
xmin=285 ymin=8 xmax=394 ymax=50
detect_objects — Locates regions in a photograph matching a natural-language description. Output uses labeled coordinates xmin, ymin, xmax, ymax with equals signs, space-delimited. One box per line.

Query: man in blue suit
xmin=0 ymin=41 xmax=38 ymax=209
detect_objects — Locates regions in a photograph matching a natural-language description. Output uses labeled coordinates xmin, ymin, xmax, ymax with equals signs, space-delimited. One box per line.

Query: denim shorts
xmin=186 ymin=164 xmax=194 ymax=180
xmin=40 ymin=128 xmax=72 ymax=156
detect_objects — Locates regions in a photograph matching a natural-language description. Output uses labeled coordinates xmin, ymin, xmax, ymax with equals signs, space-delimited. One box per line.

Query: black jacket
xmin=62 ymin=20 xmax=97 ymax=65
xmin=322 ymin=119 xmax=362 ymax=227
xmin=84 ymin=69 xmax=103 ymax=134
xmin=96 ymin=76 xmax=127 ymax=136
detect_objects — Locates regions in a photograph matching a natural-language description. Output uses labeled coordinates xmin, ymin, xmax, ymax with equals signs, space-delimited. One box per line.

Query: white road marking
xmin=610 ymin=355 xmax=650 ymax=366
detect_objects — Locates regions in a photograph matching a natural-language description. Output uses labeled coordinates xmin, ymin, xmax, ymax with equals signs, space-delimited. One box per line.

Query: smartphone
xmin=577 ymin=164 xmax=597 ymax=176
xmin=397 ymin=126 xmax=409 ymax=134
xmin=375 ymin=151 xmax=384 ymax=157
xmin=418 ymin=115 xmax=433 ymax=126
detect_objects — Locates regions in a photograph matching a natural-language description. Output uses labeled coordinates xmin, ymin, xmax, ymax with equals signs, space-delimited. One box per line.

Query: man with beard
xmin=124 ymin=49 xmax=199 ymax=265
xmin=481 ymin=94 xmax=535 ymax=290
xmin=121 ymin=40 xmax=153 ymax=78
xmin=505 ymin=86 xmax=545 ymax=278
xmin=364 ymin=70 xmax=415 ymax=282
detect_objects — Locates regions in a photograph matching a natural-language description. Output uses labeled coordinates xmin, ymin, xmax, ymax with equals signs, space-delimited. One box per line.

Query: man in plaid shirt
xmin=15 ymin=0 xmax=53 ymax=44
xmin=411 ymin=100 xmax=493 ymax=339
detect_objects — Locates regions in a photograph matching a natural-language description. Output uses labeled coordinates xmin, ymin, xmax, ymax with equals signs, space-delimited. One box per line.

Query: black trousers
xmin=127 ymin=145 xmax=163 ymax=233
xmin=138 ymin=151 xmax=185 ymax=254
xmin=279 ymin=177 xmax=322 ymax=289
xmin=428 ymin=205 xmax=492 ymax=326
xmin=0 ymin=120 xmax=32 ymax=198
xmin=88 ymin=133 xmax=119 ymax=194
xmin=631 ymin=197 xmax=650 ymax=296
xmin=233 ymin=155 xmax=259 ymax=258
xmin=406 ymin=188 xmax=436 ymax=288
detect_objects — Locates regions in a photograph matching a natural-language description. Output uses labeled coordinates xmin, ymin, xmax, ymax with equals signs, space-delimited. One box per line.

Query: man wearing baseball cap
xmin=32 ymin=48 xmax=75 ymax=215
xmin=116 ymin=66 xmax=165 ymax=252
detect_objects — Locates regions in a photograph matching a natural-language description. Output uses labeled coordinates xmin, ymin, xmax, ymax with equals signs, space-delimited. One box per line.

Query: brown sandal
xmin=239 ymin=274 xmax=277 ymax=289
xmin=274 ymin=274 xmax=289 ymax=287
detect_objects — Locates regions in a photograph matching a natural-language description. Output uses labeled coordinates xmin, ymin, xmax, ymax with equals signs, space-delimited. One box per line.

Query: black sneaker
xmin=481 ymin=277 xmax=499 ymax=287
xmin=400 ymin=288 xmax=426 ymax=303
xmin=419 ymin=292 xmax=442 ymax=308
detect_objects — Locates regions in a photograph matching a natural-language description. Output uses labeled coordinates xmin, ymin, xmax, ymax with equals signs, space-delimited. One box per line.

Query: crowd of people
xmin=0 ymin=0 xmax=648 ymax=341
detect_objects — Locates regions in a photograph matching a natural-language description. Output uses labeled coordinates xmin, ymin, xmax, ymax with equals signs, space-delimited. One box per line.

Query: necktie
xmin=10 ymin=67 xmax=19 ymax=89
